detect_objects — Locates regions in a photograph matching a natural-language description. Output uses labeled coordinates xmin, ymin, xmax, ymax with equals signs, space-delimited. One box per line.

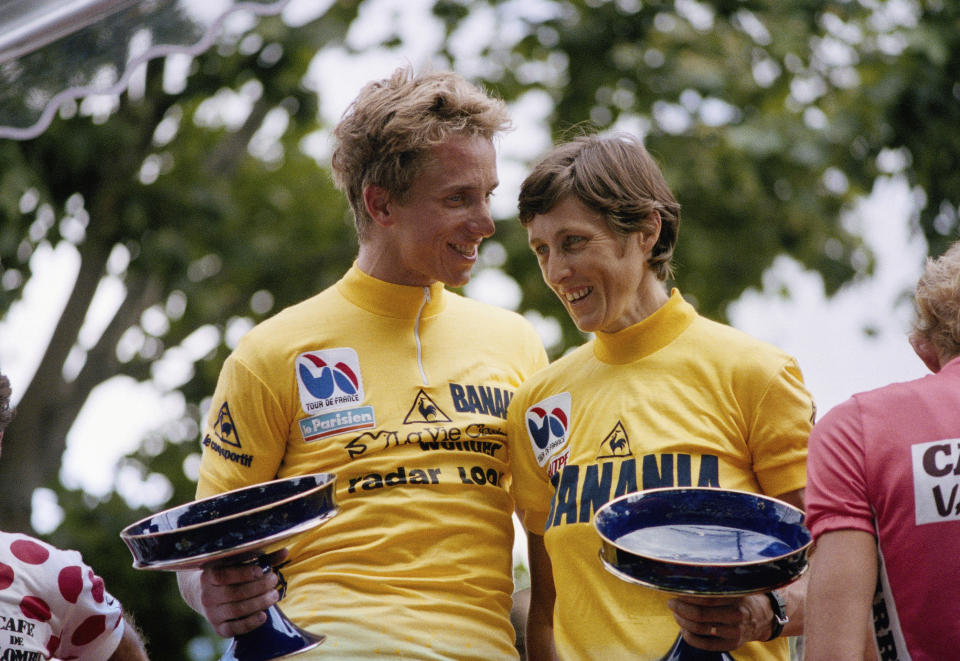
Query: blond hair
xmin=331 ymin=66 xmax=511 ymax=241
xmin=913 ymin=240 xmax=960 ymax=360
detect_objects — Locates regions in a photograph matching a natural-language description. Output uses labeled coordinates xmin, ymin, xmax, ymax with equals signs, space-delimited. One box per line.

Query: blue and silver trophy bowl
xmin=594 ymin=487 xmax=812 ymax=660
xmin=120 ymin=472 xmax=338 ymax=660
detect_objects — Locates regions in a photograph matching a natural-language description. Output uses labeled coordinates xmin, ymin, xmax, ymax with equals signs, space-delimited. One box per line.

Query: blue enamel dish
xmin=594 ymin=487 xmax=812 ymax=595
xmin=120 ymin=472 xmax=338 ymax=571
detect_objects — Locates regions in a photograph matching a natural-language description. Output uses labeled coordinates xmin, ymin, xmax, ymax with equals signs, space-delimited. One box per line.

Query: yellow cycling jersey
xmin=508 ymin=290 xmax=813 ymax=661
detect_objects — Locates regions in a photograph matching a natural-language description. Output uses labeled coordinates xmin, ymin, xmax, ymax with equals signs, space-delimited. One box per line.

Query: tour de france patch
xmin=295 ymin=348 xmax=365 ymax=415
xmin=525 ymin=392 xmax=571 ymax=468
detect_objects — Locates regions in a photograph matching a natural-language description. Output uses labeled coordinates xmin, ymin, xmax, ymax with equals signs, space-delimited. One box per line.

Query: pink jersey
xmin=806 ymin=356 xmax=960 ymax=661
xmin=0 ymin=532 xmax=124 ymax=660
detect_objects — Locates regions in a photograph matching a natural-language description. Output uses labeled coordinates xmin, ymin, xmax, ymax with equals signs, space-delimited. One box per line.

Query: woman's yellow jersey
xmin=508 ymin=290 xmax=814 ymax=660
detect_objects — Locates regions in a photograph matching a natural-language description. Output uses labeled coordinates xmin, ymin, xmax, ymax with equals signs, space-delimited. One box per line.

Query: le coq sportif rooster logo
xmin=402 ymin=389 xmax=452 ymax=424
xmin=418 ymin=396 xmax=438 ymax=420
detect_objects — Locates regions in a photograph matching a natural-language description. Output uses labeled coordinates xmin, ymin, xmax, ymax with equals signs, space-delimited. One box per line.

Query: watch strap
xmin=765 ymin=589 xmax=788 ymax=641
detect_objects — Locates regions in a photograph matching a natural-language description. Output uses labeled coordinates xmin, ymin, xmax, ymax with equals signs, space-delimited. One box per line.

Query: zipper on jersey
xmin=414 ymin=286 xmax=430 ymax=385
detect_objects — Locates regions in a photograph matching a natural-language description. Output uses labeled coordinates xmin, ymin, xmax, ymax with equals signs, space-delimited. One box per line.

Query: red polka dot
xmin=46 ymin=634 xmax=60 ymax=657
xmin=0 ymin=562 xmax=13 ymax=590
xmin=59 ymin=565 xmax=83 ymax=603
xmin=72 ymin=614 xmax=106 ymax=646
xmin=89 ymin=571 xmax=105 ymax=603
xmin=21 ymin=595 xmax=51 ymax=621
xmin=11 ymin=539 xmax=49 ymax=565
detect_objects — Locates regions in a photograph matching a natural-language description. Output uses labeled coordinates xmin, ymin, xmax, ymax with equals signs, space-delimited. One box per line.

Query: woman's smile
xmin=526 ymin=196 xmax=662 ymax=333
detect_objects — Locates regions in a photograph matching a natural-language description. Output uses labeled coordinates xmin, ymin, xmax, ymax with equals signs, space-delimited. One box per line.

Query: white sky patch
xmin=728 ymin=175 xmax=929 ymax=414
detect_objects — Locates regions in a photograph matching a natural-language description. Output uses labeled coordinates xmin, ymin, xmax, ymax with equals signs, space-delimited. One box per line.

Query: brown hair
xmin=913 ymin=240 xmax=960 ymax=360
xmin=331 ymin=66 xmax=511 ymax=241
xmin=517 ymin=132 xmax=680 ymax=281
xmin=0 ymin=373 xmax=16 ymax=433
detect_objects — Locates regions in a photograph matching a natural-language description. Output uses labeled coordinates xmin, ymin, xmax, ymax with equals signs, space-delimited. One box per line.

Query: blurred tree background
xmin=0 ymin=0 xmax=957 ymax=657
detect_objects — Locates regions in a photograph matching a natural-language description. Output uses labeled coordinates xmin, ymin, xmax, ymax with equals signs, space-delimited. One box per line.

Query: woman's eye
xmin=563 ymin=236 xmax=585 ymax=249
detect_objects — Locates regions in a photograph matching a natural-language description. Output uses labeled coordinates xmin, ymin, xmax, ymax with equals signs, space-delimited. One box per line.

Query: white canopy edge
xmin=0 ymin=0 xmax=291 ymax=141
xmin=0 ymin=0 xmax=141 ymax=65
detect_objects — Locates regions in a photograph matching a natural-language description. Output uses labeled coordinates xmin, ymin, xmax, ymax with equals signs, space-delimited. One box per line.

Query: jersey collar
xmin=593 ymin=288 xmax=696 ymax=364
xmin=337 ymin=262 xmax=447 ymax=319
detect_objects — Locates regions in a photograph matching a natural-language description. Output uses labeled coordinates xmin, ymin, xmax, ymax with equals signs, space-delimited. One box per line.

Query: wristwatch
xmin=765 ymin=590 xmax=788 ymax=641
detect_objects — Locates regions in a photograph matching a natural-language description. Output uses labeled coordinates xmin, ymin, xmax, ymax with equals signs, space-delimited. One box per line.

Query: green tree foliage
xmin=0 ymin=1 xmax=957 ymax=658
xmin=1 ymin=7 xmax=361 ymax=658
xmin=434 ymin=0 xmax=958 ymax=347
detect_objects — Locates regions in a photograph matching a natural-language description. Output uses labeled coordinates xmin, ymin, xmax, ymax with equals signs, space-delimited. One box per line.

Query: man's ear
xmin=909 ymin=332 xmax=942 ymax=373
xmin=363 ymin=185 xmax=394 ymax=227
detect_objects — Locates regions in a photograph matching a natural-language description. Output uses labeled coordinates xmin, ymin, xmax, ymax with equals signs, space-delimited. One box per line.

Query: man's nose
xmin=472 ymin=201 xmax=495 ymax=238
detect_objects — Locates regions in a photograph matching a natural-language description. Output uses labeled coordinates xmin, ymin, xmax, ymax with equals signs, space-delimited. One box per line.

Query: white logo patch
xmin=524 ymin=392 xmax=572 ymax=467
xmin=295 ymin=348 xmax=364 ymax=414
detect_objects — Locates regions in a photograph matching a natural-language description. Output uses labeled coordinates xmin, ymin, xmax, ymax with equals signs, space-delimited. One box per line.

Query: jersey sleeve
xmin=521 ymin=325 xmax=550 ymax=378
xmin=503 ymin=318 xmax=550 ymax=531
xmin=196 ymin=352 xmax=288 ymax=498
xmin=48 ymin=547 xmax=125 ymax=661
xmin=748 ymin=356 xmax=815 ymax=498
xmin=0 ymin=535 xmax=126 ymax=661
xmin=804 ymin=396 xmax=875 ymax=539
xmin=506 ymin=383 xmax=554 ymax=534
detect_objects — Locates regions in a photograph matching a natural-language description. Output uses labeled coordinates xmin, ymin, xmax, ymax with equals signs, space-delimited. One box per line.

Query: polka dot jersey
xmin=0 ymin=532 xmax=124 ymax=660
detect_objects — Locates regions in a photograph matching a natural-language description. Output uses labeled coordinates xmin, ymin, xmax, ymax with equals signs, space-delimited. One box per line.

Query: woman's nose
xmin=544 ymin=254 xmax=570 ymax=285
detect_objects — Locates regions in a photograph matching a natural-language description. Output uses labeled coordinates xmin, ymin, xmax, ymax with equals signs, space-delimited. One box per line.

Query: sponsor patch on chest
xmin=525 ymin=392 xmax=571 ymax=467
xmin=295 ymin=348 xmax=364 ymax=414
xmin=299 ymin=406 xmax=376 ymax=442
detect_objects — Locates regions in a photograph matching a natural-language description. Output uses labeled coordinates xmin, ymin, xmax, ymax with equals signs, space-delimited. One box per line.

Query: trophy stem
xmin=220 ymin=604 xmax=325 ymax=661
xmin=660 ymin=633 xmax=736 ymax=661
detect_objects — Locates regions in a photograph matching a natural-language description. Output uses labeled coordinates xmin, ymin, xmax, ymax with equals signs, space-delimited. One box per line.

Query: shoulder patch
xmin=214 ymin=402 xmax=241 ymax=448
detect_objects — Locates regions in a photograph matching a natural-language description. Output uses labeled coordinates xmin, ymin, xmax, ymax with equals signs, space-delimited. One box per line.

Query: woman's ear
xmin=641 ymin=209 xmax=662 ymax=256
xmin=363 ymin=185 xmax=394 ymax=227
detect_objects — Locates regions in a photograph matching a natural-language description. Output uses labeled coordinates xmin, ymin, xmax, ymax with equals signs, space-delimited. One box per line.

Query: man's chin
xmin=442 ymin=270 xmax=473 ymax=288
